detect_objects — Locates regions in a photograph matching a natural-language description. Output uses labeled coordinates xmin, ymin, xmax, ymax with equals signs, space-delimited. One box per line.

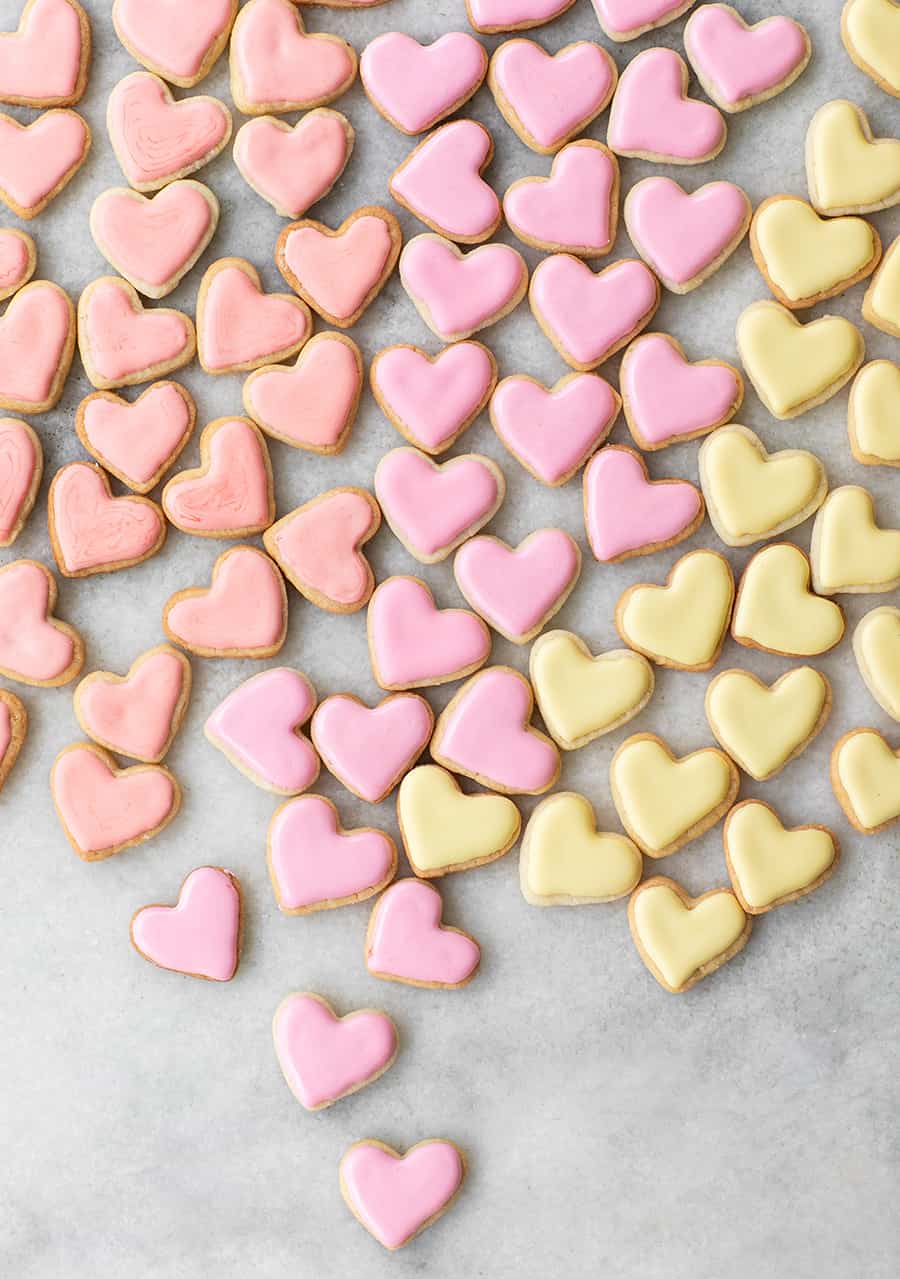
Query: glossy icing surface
xmin=274 ymin=994 xmax=397 ymax=1109
xmin=131 ymin=866 xmax=240 ymax=980
xmin=206 ymin=667 xmax=317 ymax=793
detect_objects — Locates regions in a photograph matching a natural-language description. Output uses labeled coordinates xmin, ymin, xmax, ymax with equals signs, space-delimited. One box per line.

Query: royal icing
xmin=76 ymin=383 xmax=194 ymax=492
xmin=399 ymin=234 xmax=528 ymax=341
xmin=624 ymin=177 xmax=750 ymax=288
xmin=489 ymin=39 xmax=615 ymax=152
xmin=206 ymin=667 xmax=317 ymax=795
xmin=616 ymin=549 xmax=734 ymax=670
xmin=750 ymin=195 xmax=879 ymax=307
xmin=530 ymin=255 xmax=659 ymax=370
xmin=311 ymin=693 xmax=433 ymax=803
xmin=607 ymin=48 xmax=725 ymax=162
xmin=467 ymin=0 xmax=574 ymax=34
xmin=163 ymin=546 xmax=287 ymax=657
xmin=863 ymin=234 xmax=900 ymax=337
xmin=361 ymin=32 xmax=487 ymax=135
xmin=0 ymin=417 xmax=41 ymax=546
xmin=375 ymin=448 xmax=504 ymax=563
xmin=49 ymin=462 xmax=165 ymax=576
xmin=854 ymin=606 xmax=900 ymax=721
xmin=705 ymin=667 xmax=830 ymax=781
xmin=367 ymin=576 xmax=491 ymax=690
xmin=619 ymin=333 xmax=741 ymax=450
xmin=198 ymin=259 xmax=310 ymax=374
xmin=365 ymin=878 xmax=480 ymax=988
xmin=490 ymin=371 xmax=618 ymax=484
xmin=230 ymin=0 xmax=356 ymax=113
xmin=242 ymin=333 xmax=362 ymax=454
xmin=0 ymin=281 xmax=74 ymax=413
xmin=520 ymin=791 xmax=642 ymax=904
xmin=371 ymin=342 xmax=496 ymax=455
xmin=732 ymin=544 xmax=844 ymax=657
xmin=263 ymin=488 xmax=379 ymax=610
xmin=162 ymin=417 xmax=273 ymax=536
xmin=841 ymin=0 xmax=900 ymax=96
xmin=90 ymin=181 xmax=218 ymax=298
xmin=51 ymin=743 xmax=179 ymax=859
xmin=584 ymin=445 xmax=703 ymax=563
xmin=78 ymin=277 xmax=195 ymax=388
xmin=340 ymin=1140 xmax=465 ymax=1251
xmin=683 ymin=4 xmax=809 ymax=109
xmin=233 ymin=110 xmax=352 ymax=218
xmin=131 ymin=867 xmax=240 ymax=980
xmin=530 ymin=630 xmax=653 ymax=749
xmin=274 ymin=994 xmax=397 ymax=1110
xmin=75 ymin=646 xmax=190 ymax=763
xmin=810 ymin=486 xmax=900 ymax=595
xmin=0 ymin=559 xmax=82 ymax=686
xmin=0 ymin=0 xmax=87 ymax=106
xmin=848 ymin=360 xmax=900 ymax=466
xmin=390 ymin=120 xmax=500 ymax=243
xmin=397 ymin=764 xmax=520 ymax=877
xmin=112 ymin=0 xmax=235 ymax=86
xmin=107 ymin=72 xmax=231 ymax=191
xmin=277 ymin=210 xmax=398 ymax=327
xmin=0 ymin=109 xmax=88 ymax=216
xmin=832 ymin=729 xmax=900 ymax=832
xmin=591 ymin=0 xmax=694 ymax=41
xmin=503 ymin=141 xmax=618 ymax=255
xmin=806 ymin=100 xmax=900 ymax=215
xmin=724 ymin=801 xmax=838 ymax=914
xmin=629 ymin=878 xmax=748 ymax=992
xmin=0 ymin=228 xmax=33 ymax=300
xmin=454 ymin=529 xmax=580 ymax=642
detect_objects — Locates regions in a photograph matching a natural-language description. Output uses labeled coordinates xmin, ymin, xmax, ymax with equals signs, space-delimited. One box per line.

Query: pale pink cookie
xmin=361 ymin=32 xmax=487 ymax=136
xmin=274 ymin=993 xmax=398 ymax=1110
xmin=0 ymin=0 xmax=91 ymax=107
xmin=196 ymin=257 xmax=311 ymax=375
xmin=311 ymin=693 xmax=434 ymax=804
xmin=0 ymin=418 xmax=42 ymax=547
xmin=390 ymin=120 xmax=500 ymax=245
xmin=365 ymin=878 xmax=480 ymax=989
xmin=0 ymin=280 xmax=75 ymax=414
xmin=242 ymin=332 xmax=363 ymax=455
xmin=229 ymin=0 xmax=357 ymax=116
xmin=75 ymin=383 xmax=195 ymax=494
xmin=112 ymin=0 xmax=237 ymax=89
xmin=432 ymin=665 xmax=560 ymax=796
xmin=503 ymin=140 xmax=619 ymax=258
xmin=488 ymin=39 xmax=617 ymax=155
xmin=163 ymin=546 xmax=288 ymax=658
xmin=276 ymin=206 xmax=401 ymax=329
xmin=268 ymin=795 xmax=396 ymax=913
xmin=530 ymin=254 xmax=660 ymax=372
xmin=0 ymin=109 xmax=90 ymax=218
xmin=619 ymin=332 xmax=743 ymax=451
xmin=607 ymin=48 xmax=726 ymax=164
xmin=0 ymin=559 xmax=84 ymax=687
xmin=624 ymin=177 xmax=751 ymax=293
xmin=375 ymin=447 xmax=505 ymax=564
xmin=583 ymin=444 xmax=704 ymax=564
xmin=107 ymin=71 xmax=231 ymax=192
xmin=466 ymin=0 xmax=575 ymax=35
xmin=367 ymin=575 xmax=491 ymax=691
xmin=89 ymin=181 xmax=219 ymax=299
xmin=0 ymin=228 xmax=36 ymax=301
xmin=399 ymin=234 xmax=528 ymax=342
xmin=490 ymin=371 xmax=619 ymax=485
xmin=51 ymin=741 xmax=180 ymax=861
xmin=684 ymin=3 xmax=810 ymax=113
xmin=340 ymin=1139 xmax=466 ymax=1251
xmin=162 ymin=417 xmax=274 ymax=538
xmin=78 ymin=277 xmax=195 ymax=391
xmin=370 ymin=341 xmax=497 ymax=455
xmin=74 ymin=645 xmax=191 ymax=764
xmin=591 ymin=0 xmax=696 ymax=40
xmin=454 ymin=529 xmax=581 ymax=644
xmin=264 ymin=487 xmax=380 ymax=613
xmin=233 ymin=109 xmax=353 ymax=219
xmin=206 ymin=667 xmax=318 ymax=796
xmin=130 ymin=867 xmax=241 ymax=980
xmin=0 ymin=688 xmax=26 ymax=794
xmin=48 ymin=462 xmax=166 ymax=579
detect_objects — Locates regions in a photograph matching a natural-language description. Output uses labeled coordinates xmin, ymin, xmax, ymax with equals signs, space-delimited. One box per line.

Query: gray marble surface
xmin=1 ymin=1 xmax=898 ymax=1276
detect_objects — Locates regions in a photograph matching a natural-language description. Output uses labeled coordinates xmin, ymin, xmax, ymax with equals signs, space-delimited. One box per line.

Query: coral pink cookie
xmin=466 ymin=0 xmax=575 ymax=35
xmin=233 ymin=109 xmax=353 ymax=218
xmin=74 ymin=646 xmax=191 ymax=764
xmin=206 ymin=667 xmax=318 ymax=796
xmin=48 ymin=462 xmax=166 ymax=578
xmin=196 ymin=257 xmax=311 ymax=375
xmin=0 ymin=559 xmax=84 ymax=687
xmin=0 ymin=228 xmax=35 ymax=301
xmin=267 ymin=795 xmax=397 ymax=913
xmin=0 ymin=688 xmax=26 ymax=794
xmin=431 ymin=665 xmax=561 ymax=795
xmin=399 ymin=234 xmax=528 ymax=342
xmin=370 ymin=342 xmax=497 ymax=455
xmin=242 ymin=332 xmax=363 ymax=455
xmin=107 ymin=71 xmax=231 ymax=192
xmin=75 ymin=382 xmax=195 ymax=493
xmin=264 ymin=487 xmax=380 ymax=613
xmin=390 ymin=120 xmax=500 ymax=245
xmin=229 ymin=0 xmax=357 ymax=116
xmin=365 ymin=878 xmax=480 ymax=988
xmin=530 ymin=255 xmax=660 ymax=372
xmin=490 ymin=371 xmax=619 ymax=485
xmin=591 ymin=0 xmax=696 ymax=41
xmin=340 ymin=1138 xmax=466 ymax=1250
xmin=112 ymin=0 xmax=236 ymax=89
xmin=89 ymin=180 xmax=219 ymax=299
xmin=684 ymin=4 xmax=811 ymax=113
xmin=454 ymin=529 xmax=581 ymax=644
xmin=375 ymin=448 xmax=505 ymax=564
xmin=361 ymin=32 xmax=487 ymax=135
xmin=583 ymin=445 xmax=705 ymax=563
xmin=274 ymin=993 xmax=398 ymax=1110
xmin=0 ymin=280 xmax=75 ymax=414
xmin=624 ymin=177 xmax=751 ymax=293
xmin=0 ymin=108 xmax=90 ymax=219
xmin=607 ymin=48 xmax=726 ymax=163
xmin=0 ymin=0 xmax=90 ymax=107
xmin=51 ymin=741 xmax=180 ymax=860
xmin=367 ymin=576 xmax=491 ymax=691
xmin=503 ymin=140 xmax=619 ymax=257
xmin=162 ymin=417 xmax=274 ymax=538
xmin=130 ymin=866 xmax=241 ymax=980
xmin=488 ymin=39 xmax=617 ymax=154
xmin=0 ymin=418 xmax=42 ymax=547
xmin=620 ymin=333 xmax=743 ymax=451
xmin=163 ymin=546 xmax=288 ymax=658
xmin=311 ymin=693 xmax=434 ymax=804
xmin=78 ymin=276 xmax=195 ymax=390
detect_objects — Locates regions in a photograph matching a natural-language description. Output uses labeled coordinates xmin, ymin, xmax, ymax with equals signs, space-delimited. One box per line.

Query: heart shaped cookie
xmin=233 ymin=109 xmax=353 ymax=218
xmin=811 ymin=486 xmax=900 ymax=595
xmin=454 ymin=529 xmax=581 ymax=644
xmin=74 ymin=645 xmax=191 ymax=763
xmin=684 ymin=4 xmax=810 ymax=111
xmin=607 ymin=48 xmax=726 ymax=164
xmin=848 ymin=360 xmax=900 ymax=467
xmin=163 ymin=545 xmax=288 ymax=658
xmin=488 ymin=38 xmax=616 ymax=154
xmin=48 ymin=462 xmax=166 ymax=578
xmin=0 ymin=228 xmax=35 ymax=301
xmin=274 ymin=993 xmax=397 ymax=1110
xmin=371 ymin=341 xmax=497 ymax=455
xmin=197 ymin=257 xmax=310 ymax=375
xmin=390 ymin=119 xmax=500 ymax=244
xmin=520 ymin=791 xmax=641 ymax=906
xmin=841 ymin=0 xmax=900 ymax=97
xmin=863 ymin=234 xmax=900 ymax=338
xmin=0 ymin=417 xmax=41 ymax=546
xmin=584 ymin=445 xmax=704 ymax=564
xmin=806 ymin=99 xmax=900 ymax=216
xmin=243 ymin=332 xmax=362 ymax=455
xmin=628 ymin=876 xmax=750 ymax=993
xmin=705 ymin=666 xmax=831 ymax=781
xmin=229 ymin=0 xmax=356 ymax=115
xmin=619 ymin=333 xmax=742 ymax=451
xmin=264 ymin=486 xmax=380 ymax=612
xmin=624 ymin=177 xmax=751 ymax=291
xmin=112 ymin=0 xmax=236 ymax=88
xmin=591 ymin=0 xmax=695 ymax=41
xmin=491 ymin=370 xmax=619 ymax=485
xmin=0 ymin=280 xmax=76 ymax=414
xmin=361 ymin=31 xmax=487 ymax=135
xmin=131 ymin=866 xmax=241 ymax=980
xmin=0 ymin=559 xmax=83 ymax=686
xmin=399 ymin=234 xmax=528 ymax=341
xmin=853 ymin=606 xmax=900 ymax=721
xmin=732 ymin=543 xmax=844 ymax=657
xmin=530 ymin=630 xmax=654 ymax=749
xmin=504 ymin=140 xmax=619 ymax=257
xmin=724 ymin=800 xmax=839 ymax=915
xmin=365 ymin=878 xmax=480 ymax=989
xmin=78 ymin=276 xmax=196 ymax=390
xmin=0 ymin=108 xmax=90 ymax=218
xmin=831 ymin=728 xmax=900 ymax=834
xmin=615 ymin=549 xmax=734 ymax=671
xmin=367 ymin=576 xmax=491 ymax=691
xmin=206 ymin=667 xmax=318 ymax=795
xmin=75 ymin=383 xmax=195 ymax=493
xmin=0 ymin=688 xmax=26 ymax=794
xmin=162 ymin=417 xmax=274 ymax=538
xmin=311 ymin=692 xmax=433 ymax=804
xmin=0 ymin=0 xmax=90 ymax=107
xmin=340 ymin=1139 xmax=465 ymax=1251
xmin=467 ymin=0 xmax=575 ymax=33
xmin=397 ymin=763 xmax=520 ymax=877
xmin=107 ymin=71 xmax=231 ymax=192
xmin=750 ymin=195 xmax=881 ymax=309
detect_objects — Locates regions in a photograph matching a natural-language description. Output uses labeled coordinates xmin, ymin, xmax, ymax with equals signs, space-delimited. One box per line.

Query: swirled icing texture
xmin=51 ymin=464 xmax=163 ymax=572
xmin=164 ymin=418 xmax=271 ymax=532
xmin=0 ymin=419 xmax=38 ymax=541
xmin=82 ymin=280 xmax=191 ymax=382
xmin=107 ymin=72 xmax=230 ymax=187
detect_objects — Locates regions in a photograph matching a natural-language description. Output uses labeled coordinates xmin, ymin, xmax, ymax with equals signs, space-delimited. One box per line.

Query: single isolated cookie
xmin=805 ymin=99 xmax=900 ymax=216
xmin=810 ymin=485 xmax=900 ymax=595
xmin=841 ymin=0 xmax=900 ymax=98
xmin=243 ymin=332 xmax=363 ymax=455
xmin=520 ymin=791 xmax=642 ymax=906
xmin=130 ymin=866 xmax=241 ymax=981
xmin=370 ymin=341 xmax=497 ymax=456
xmin=530 ymin=630 xmax=654 ymax=750
xmin=453 ymin=528 xmax=581 ymax=644
xmin=683 ymin=4 xmax=810 ymax=112
xmin=399 ymin=233 xmax=528 ymax=342
xmin=750 ymin=194 xmax=881 ymax=309
xmin=361 ymin=32 xmax=487 ymax=135
xmin=591 ymin=0 xmax=695 ymax=41
xmin=488 ymin=38 xmax=616 ymax=155
xmin=607 ymin=48 xmax=726 ymax=164
xmin=731 ymin=543 xmax=844 ymax=657
xmin=48 ymin=462 xmax=166 ymax=578
xmin=490 ymin=370 xmax=620 ymax=485
xmin=723 ymin=801 xmax=839 ymax=916
xmin=75 ymin=383 xmax=195 ymax=494
xmin=847 ymin=359 xmax=900 ymax=466
xmin=365 ymin=878 xmax=480 ymax=989
xmin=229 ymin=0 xmax=357 ymax=116
xmin=862 ymin=234 xmax=900 ymax=337
xmin=397 ymin=763 xmax=521 ymax=877
xmin=112 ymin=0 xmax=237 ymax=89
xmin=77 ymin=276 xmax=196 ymax=390
xmin=0 ymin=558 xmax=84 ymax=687
xmin=0 ymin=108 xmax=90 ymax=218
xmin=624 ymin=177 xmax=751 ymax=292
xmin=0 ymin=418 xmax=42 ymax=547
xmin=831 ymin=728 xmax=900 ymax=834
xmin=390 ymin=119 xmax=501 ymax=245
xmin=615 ymin=548 xmax=734 ymax=671
xmin=705 ymin=666 xmax=831 ymax=781
xmin=74 ymin=645 xmax=191 ymax=764
xmin=196 ymin=257 xmax=311 ymax=375
xmin=583 ymin=444 xmax=704 ymax=564
xmin=0 ymin=688 xmax=26 ymax=794
xmin=466 ymin=0 xmax=575 ymax=35
xmin=628 ymin=876 xmax=750 ymax=994
xmin=854 ymin=606 xmax=900 ymax=721
xmin=273 ymin=993 xmax=398 ymax=1111
xmin=339 ymin=1138 xmax=466 ymax=1252
xmin=0 ymin=0 xmax=91 ymax=108
xmin=367 ymin=575 xmax=491 ymax=691
xmin=0 ymin=227 xmax=36 ymax=301
xmin=263 ymin=487 xmax=380 ymax=613
xmin=0 ymin=280 xmax=75 ymax=413
xmin=311 ymin=692 xmax=433 ymax=804
xmin=162 ymin=417 xmax=275 ymax=538
xmin=206 ymin=667 xmax=318 ymax=796
xmin=503 ymin=140 xmax=620 ymax=258
xmin=619 ymin=332 xmax=742 ymax=451
xmin=163 ymin=545 xmax=288 ymax=658
xmin=233 ymin=109 xmax=353 ymax=219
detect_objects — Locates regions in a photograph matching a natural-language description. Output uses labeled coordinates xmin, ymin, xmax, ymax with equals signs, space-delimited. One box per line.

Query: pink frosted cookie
xmin=454 ymin=529 xmax=581 ymax=644
xmin=264 ymin=487 xmax=380 ymax=613
xmin=607 ymin=48 xmax=726 ymax=163
xmin=130 ymin=866 xmax=241 ymax=980
xmin=367 ymin=576 xmax=491 ymax=690
xmin=0 ymin=559 xmax=84 ymax=687
xmin=196 ymin=257 xmax=310 ymax=375
xmin=361 ymin=32 xmax=487 ymax=135
xmin=274 ymin=993 xmax=398 ymax=1110
xmin=243 ymin=332 xmax=363 ymax=455
xmin=0 ymin=418 xmax=42 ymax=547
xmin=370 ymin=341 xmax=497 ymax=455
xmin=206 ymin=667 xmax=318 ymax=796
xmin=490 ymin=371 xmax=619 ymax=485
xmin=375 ymin=447 xmax=505 ymax=564
xmin=163 ymin=546 xmax=288 ymax=658
xmin=0 ymin=688 xmax=26 ymax=794
xmin=0 ymin=0 xmax=90 ymax=108
xmin=74 ymin=645 xmax=191 ymax=764
xmin=276 ymin=206 xmax=401 ymax=329
xmin=431 ymin=665 xmax=561 ymax=795
xmin=107 ymin=72 xmax=231 ymax=192
xmin=112 ymin=0 xmax=237 ymax=89
xmin=233 ymin=109 xmax=353 ymax=219
xmin=466 ymin=0 xmax=575 ymax=35
xmin=340 ymin=1139 xmax=466 ymax=1251
xmin=77 ymin=276 xmax=195 ymax=390
xmin=489 ymin=39 xmax=616 ymax=154
xmin=619 ymin=332 xmax=743 ymax=451
xmin=0 ymin=280 xmax=75 ymax=414
xmin=624 ymin=177 xmax=751 ymax=292
xmin=399 ymin=234 xmax=528 ymax=342
xmin=684 ymin=3 xmax=811 ymax=112
xmin=503 ymin=140 xmax=619 ymax=257
xmin=229 ymin=0 xmax=357 ymax=116
xmin=0 ymin=228 xmax=36 ymax=301
xmin=311 ymin=692 xmax=434 ymax=804
xmin=48 ymin=461 xmax=166 ymax=578
xmin=591 ymin=0 xmax=696 ymax=41
xmin=365 ymin=878 xmax=480 ymax=988
xmin=75 ymin=382 xmax=195 ymax=494
xmin=267 ymin=794 xmax=397 ymax=912
xmin=51 ymin=741 xmax=180 ymax=860
xmin=583 ymin=445 xmax=704 ymax=563
xmin=0 ymin=108 xmax=90 ymax=219
xmin=530 ymin=254 xmax=660 ymax=372
xmin=390 ymin=120 xmax=500 ymax=245
xmin=162 ymin=417 xmax=274 ymax=538
xmin=89 ymin=180 xmax=219 ymax=299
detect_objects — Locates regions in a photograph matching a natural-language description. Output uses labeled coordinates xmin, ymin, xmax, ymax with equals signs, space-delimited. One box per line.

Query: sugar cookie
xmin=862 ymin=234 xmax=900 ymax=337
xmin=131 ymin=867 xmax=241 ymax=980
xmin=162 ymin=417 xmax=275 ymax=538
xmin=488 ymin=39 xmax=616 ymax=154
xmin=731 ymin=543 xmax=844 ymax=657
xmin=724 ymin=800 xmax=839 ymax=916
xmin=112 ymin=0 xmax=236 ymax=88
xmin=619 ymin=333 xmax=742 ymax=452
xmin=0 ymin=281 xmax=75 ymax=414
xmin=370 ymin=341 xmax=497 ymax=456
xmin=831 ymin=728 xmax=900 ymax=834
xmin=0 ymin=109 xmax=90 ymax=218
xmin=399 ymin=233 xmax=528 ymax=341
xmin=107 ymin=72 xmax=231 ymax=192
xmin=591 ymin=0 xmax=695 ymax=41
xmin=311 ymin=692 xmax=433 ymax=804
xmin=615 ymin=549 xmax=734 ymax=671
xmin=0 ymin=228 xmax=35 ymax=301
xmin=75 ymin=383 xmax=195 ymax=493
xmin=854 ymin=607 xmax=900 ymax=721
xmin=841 ymin=0 xmax=900 ymax=98
xmin=454 ymin=528 xmax=581 ymax=643
xmin=233 ymin=109 xmax=353 ymax=219
xmin=490 ymin=371 xmax=619 ymax=485
xmin=683 ymin=4 xmax=810 ymax=112
xmin=466 ymin=0 xmax=574 ymax=34
xmin=0 ymin=688 xmax=26 ymax=794
xmin=0 ymin=418 xmax=42 ymax=547
xmin=263 ymin=487 xmax=380 ymax=613
xmin=503 ymin=140 xmax=619 ymax=258
xmin=530 ymin=630 xmax=654 ymax=750
xmin=361 ymin=32 xmax=487 ymax=135
xmin=0 ymin=0 xmax=90 ymax=108
xmin=77 ymin=276 xmax=195 ymax=390
xmin=367 ymin=576 xmax=491 ymax=691
xmin=206 ymin=667 xmax=318 ymax=796
xmin=74 ymin=645 xmax=191 ymax=764
xmin=397 ymin=763 xmax=520 ymax=877
xmin=48 ymin=462 xmax=166 ymax=578
xmin=163 ymin=546 xmax=288 ymax=658
xmin=847 ymin=360 xmax=900 ymax=466
xmin=750 ymin=195 xmax=881 ymax=309
xmin=340 ymin=1139 xmax=466 ymax=1251
xmin=273 ymin=993 xmax=398 ymax=1111
xmin=810 ymin=486 xmax=900 ymax=595
xmin=705 ymin=666 xmax=831 ymax=781
xmin=0 ymin=559 xmax=84 ymax=687
xmin=520 ymin=791 xmax=641 ymax=906
xmin=196 ymin=257 xmax=310 ymax=375
xmin=229 ymin=0 xmax=357 ymax=116
xmin=390 ymin=120 xmax=500 ymax=245
xmin=584 ymin=445 xmax=704 ymax=564
xmin=243 ymin=332 xmax=362 ymax=455
xmin=805 ymin=99 xmax=900 ymax=216
xmin=607 ymin=48 xmax=726 ymax=164
xmin=629 ymin=876 xmax=750 ymax=993
xmin=365 ymin=878 xmax=480 ymax=989
xmin=624 ymin=177 xmax=751 ymax=292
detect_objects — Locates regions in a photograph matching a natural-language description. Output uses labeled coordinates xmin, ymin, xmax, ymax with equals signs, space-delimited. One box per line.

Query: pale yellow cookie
xmin=705 ymin=667 xmax=831 ymax=781
xmin=810 ymin=485 xmax=900 ymax=595
xmin=749 ymin=194 xmax=881 ymax=308
xmin=848 ymin=360 xmax=900 ymax=466
xmin=396 ymin=763 xmax=520 ymax=877
xmin=529 ymin=630 xmax=654 ymax=750
xmin=628 ymin=876 xmax=750 ymax=994
xmin=831 ymin=728 xmax=900 ymax=833
xmin=841 ymin=0 xmax=900 ymax=98
xmin=723 ymin=800 xmax=839 ymax=915
xmin=862 ymin=234 xmax=900 ymax=337
xmin=614 ymin=549 xmax=734 ymax=672
xmin=805 ymin=99 xmax=900 ymax=215
xmin=519 ymin=791 xmax=642 ymax=907
xmin=732 ymin=543 xmax=845 ymax=657
xmin=853 ymin=606 xmax=900 ymax=720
